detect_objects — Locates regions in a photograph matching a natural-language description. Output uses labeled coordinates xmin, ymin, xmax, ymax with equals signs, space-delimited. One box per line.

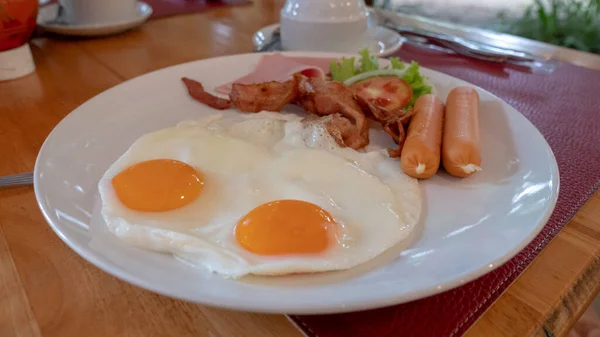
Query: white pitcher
xmin=280 ymin=0 xmax=374 ymax=52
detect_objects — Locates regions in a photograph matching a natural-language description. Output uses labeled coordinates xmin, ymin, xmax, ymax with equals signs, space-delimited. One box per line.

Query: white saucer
xmin=37 ymin=2 xmax=152 ymax=37
xmin=253 ymin=23 xmax=405 ymax=57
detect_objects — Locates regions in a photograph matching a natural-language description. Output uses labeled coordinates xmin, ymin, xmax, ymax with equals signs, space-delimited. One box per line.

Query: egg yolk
xmin=112 ymin=159 xmax=203 ymax=212
xmin=235 ymin=200 xmax=335 ymax=255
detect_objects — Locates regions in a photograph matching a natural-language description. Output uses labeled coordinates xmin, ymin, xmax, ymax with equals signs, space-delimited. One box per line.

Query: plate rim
xmin=34 ymin=51 xmax=560 ymax=314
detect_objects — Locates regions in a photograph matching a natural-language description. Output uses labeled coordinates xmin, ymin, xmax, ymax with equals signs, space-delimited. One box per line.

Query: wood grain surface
xmin=1 ymin=1 xmax=600 ymax=336
xmin=464 ymin=191 xmax=600 ymax=337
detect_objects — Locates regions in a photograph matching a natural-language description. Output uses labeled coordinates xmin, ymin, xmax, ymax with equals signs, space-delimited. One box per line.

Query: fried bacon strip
xmin=372 ymin=108 xmax=412 ymax=157
xmin=294 ymin=74 xmax=369 ymax=150
xmin=357 ymin=99 xmax=412 ymax=127
xmin=384 ymin=120 xmax=407 ymax=158
xmin=182 ymin=75 xmax=371 ymax=150
xmin=301 ymin=114 xmax=357 ymax=149
xmin=181 ymin=77 xmax=232 ymax=110
xmin=351 ymin=85 xmax=413 ymax=157
xmin=230 ymin=80 xmax=298 ymax=113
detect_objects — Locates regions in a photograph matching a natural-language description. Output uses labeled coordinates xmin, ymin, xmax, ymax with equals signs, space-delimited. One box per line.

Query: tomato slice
xmin=350 ymin=76 xmax=413 ymax=113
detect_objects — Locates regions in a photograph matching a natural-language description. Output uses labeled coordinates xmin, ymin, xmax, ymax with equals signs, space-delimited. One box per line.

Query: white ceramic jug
xmin=280 ymin=0 xmax=372 ymax=52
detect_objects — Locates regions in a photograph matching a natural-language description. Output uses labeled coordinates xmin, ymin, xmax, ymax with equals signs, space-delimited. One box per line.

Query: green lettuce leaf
xmin=359 ymin=48 xmax=379 ymax=73
xmin=389 ymin=57 xmax=405 ymax=70
xmin=401 ymin=61 xmax=432 ymax=108
xmin=330 ymin=57 xmax=357 ymax=82
xmin=329 ymin=49 xmax=432 ymax=108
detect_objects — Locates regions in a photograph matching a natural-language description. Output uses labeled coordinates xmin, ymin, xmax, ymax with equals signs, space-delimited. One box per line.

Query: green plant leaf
xmin=499 ymin=0 xmax=600 ymax=54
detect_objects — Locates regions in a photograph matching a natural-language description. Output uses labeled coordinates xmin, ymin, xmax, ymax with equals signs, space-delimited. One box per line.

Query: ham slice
xmin=214 ymin=53 xmax=332 ymax=95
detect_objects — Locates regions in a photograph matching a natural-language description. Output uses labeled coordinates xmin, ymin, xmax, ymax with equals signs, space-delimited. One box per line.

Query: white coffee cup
xmin=280 ymin=0 xmax=375 ymax=52
xmin=60 ymin=0 xmax=137 ymax=25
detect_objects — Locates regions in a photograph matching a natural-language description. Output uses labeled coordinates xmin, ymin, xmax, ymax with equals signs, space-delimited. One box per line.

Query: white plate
xmin=37 ymin=2 xmax=152 ymax=37
xmin=35 ymin=52 xmax=558 ymax=314
xmin=253 ymin=23 xmax=405 ymax=57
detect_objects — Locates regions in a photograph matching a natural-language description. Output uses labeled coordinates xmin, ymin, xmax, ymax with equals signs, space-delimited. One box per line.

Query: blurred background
xmin=372 ymin=0 xmax=600 ymax=54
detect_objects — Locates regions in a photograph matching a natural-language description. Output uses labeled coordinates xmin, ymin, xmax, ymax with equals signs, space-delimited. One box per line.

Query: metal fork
xmin=0 ymin=173 xmax=34 ymax=188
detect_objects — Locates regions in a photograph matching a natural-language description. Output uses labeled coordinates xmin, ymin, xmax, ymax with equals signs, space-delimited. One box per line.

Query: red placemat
xmin=290 ymin=44 xmax=600 ymax=337
xmin=145 ymin=0 xmax=251 ymax=19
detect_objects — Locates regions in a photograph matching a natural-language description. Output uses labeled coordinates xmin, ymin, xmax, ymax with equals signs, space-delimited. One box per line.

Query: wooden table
xmin=2 ymin=1 xmax=600 ymax=336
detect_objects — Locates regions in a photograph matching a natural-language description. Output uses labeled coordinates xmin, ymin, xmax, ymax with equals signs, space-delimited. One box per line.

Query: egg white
xmin=98 ymin=112 xmax=421 ymax=278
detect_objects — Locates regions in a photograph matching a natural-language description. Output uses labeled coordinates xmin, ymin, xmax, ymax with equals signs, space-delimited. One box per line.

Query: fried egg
xmin=98 ymin=112 xmax=421 ymax=278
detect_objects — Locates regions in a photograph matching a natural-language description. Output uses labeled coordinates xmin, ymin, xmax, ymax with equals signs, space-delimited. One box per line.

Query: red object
xmin=351 ymin=77 xmax=413 ymax=112
xmin=0 ymin=0 xmax=38 ymax=52
xmin=144 ymin=0 xmax=251 ymax=19
xmin=290 ymin=44 xmax=600 ymax=337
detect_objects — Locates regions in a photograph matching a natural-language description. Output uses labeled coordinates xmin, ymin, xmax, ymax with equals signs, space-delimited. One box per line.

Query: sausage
xmin=400 ymin=94 xmax=444 ymax=179
xmin=442 ymin=86 xmax=482 ymax=178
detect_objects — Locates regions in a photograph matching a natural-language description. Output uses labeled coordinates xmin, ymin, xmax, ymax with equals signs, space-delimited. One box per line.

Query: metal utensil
xmin=255 ymin=27 xmax=281 ymax=52
xmin=384 ymin=21 xmax=558 ymax=73
xmin=0 ymin=172 xmax=34 ymax=188
xmin=403 ymin=35 xmax=462 ymax=55
xmin=387 ymin=23 xmax=535 ymax=62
